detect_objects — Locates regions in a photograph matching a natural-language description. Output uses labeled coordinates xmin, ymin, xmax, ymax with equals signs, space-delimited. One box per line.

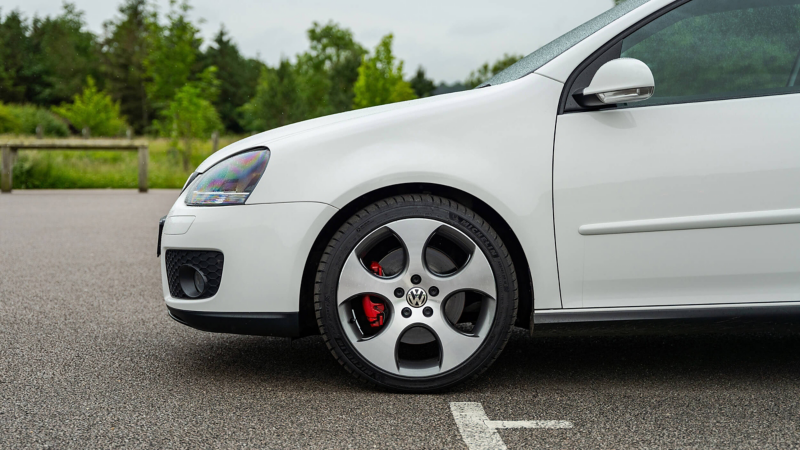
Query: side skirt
xmin=534 ymin=301 xmax=800 ymax=326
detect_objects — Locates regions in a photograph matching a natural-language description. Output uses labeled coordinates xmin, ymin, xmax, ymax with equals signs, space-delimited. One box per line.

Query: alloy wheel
xmin=335 ymin=218 xmax=498 ymax=377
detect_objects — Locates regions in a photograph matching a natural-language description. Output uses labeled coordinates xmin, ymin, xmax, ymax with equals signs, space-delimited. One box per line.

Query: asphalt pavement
xmin=3 ymin=190 xmax=800 ymax=449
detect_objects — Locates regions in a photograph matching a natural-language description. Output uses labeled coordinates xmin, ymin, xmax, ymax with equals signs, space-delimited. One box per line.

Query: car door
xmin=553 ymin=0 xmax=800 ymax=309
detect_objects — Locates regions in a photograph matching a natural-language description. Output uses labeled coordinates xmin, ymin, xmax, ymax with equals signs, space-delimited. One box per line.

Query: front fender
xmin=247 ymin=73 xmax=565 ymax=310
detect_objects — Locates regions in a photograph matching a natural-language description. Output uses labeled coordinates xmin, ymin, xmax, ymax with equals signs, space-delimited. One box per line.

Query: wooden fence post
xmin=138 ymin=146 xmax=148 ymax=193
xmin=212 ymin=130 xmax=219 ymax=152
xmin=1 ymin=145 xmax=12 ymax=193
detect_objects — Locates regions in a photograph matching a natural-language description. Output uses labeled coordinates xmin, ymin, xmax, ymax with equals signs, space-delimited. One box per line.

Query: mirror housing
xmin=574 ymin=58 xmax=655 ymax=107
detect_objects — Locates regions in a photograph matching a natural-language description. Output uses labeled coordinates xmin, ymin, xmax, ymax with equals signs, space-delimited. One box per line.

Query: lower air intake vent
xmin=165 ymin=250 xmax=224 ymax=299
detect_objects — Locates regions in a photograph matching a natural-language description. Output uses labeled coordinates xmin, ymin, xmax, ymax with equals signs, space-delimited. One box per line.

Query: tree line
xmin=0 ymin=0 xmax=522 ymax=167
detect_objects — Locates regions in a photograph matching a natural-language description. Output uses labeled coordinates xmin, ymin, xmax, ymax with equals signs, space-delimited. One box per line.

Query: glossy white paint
xmin=579 ymin=208 xmax=800 ymax=236
xmin=162 ymin=0 xmax=800 ymax=327
xmin=161 ymin=200 xmax=336 ymax=313
xmin=584 ymin=58 xmax=654 ymax=97
xmin=162 ymin=215 xmax=195 ymax=235
xmin=554 ymin=94 xmax=800 ymax=308
xmin=254 ymin=75 xmax=563 ymax=312
xmin=172 ymin=71 xmax=565 ymax=312
xmin=194 ymin=101 xmax=425 ymax=174
xmin=172 ymin=1 xmax=681 ymax=316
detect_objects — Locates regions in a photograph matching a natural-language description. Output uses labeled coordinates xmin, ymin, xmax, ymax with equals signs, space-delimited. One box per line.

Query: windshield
xmin=480 ymin=0 xmax=653 ymax=87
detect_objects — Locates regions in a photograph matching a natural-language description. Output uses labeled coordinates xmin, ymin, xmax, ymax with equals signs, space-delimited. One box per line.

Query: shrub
xmin=6 ymin=104 xmax=69 ymax=137
xmin=52 ymin=77 xmax=128 ymax=137
xmin=0 ymin=103 xmax=21 ymax=134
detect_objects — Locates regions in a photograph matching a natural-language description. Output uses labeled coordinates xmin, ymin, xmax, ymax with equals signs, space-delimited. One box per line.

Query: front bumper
xmin=167 ymin=307 xmax=301 ymax=337
xmin=160 ymin=201 xmax=337 ymax=336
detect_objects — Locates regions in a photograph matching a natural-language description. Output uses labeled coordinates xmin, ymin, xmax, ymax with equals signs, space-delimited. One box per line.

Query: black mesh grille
xmin=165 ymin=250 xmax=224 ymax=299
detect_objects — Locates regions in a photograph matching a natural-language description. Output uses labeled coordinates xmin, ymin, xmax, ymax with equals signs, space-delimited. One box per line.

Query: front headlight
xmin=185 ymin=148 xmax=270 ymax=206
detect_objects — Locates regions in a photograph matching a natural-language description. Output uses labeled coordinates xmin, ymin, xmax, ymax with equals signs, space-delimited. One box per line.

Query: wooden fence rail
xmin=0 ymin=139 xmax=149 ymax=193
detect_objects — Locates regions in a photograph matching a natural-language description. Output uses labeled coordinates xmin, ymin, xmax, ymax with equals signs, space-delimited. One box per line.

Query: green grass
xmin=7 ymin=136 xmax=242 ymax=189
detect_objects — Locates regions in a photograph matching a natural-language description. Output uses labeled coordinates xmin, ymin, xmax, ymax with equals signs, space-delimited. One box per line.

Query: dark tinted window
xmin=620 ymin=0 xmax=800 ymax=107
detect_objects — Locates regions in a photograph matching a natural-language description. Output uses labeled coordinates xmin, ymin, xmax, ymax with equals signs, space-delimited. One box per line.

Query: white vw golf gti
xmin=159 ymin=0 xmax=800 ymax=391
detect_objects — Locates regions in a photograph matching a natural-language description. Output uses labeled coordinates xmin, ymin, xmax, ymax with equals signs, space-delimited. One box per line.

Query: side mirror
xmin=574 ymin=58 xmax=655 ymax=107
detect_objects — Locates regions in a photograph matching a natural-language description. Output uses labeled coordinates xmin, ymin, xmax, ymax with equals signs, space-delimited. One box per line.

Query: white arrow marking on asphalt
xmin=450 ymin=402 xmax=573 ymax=450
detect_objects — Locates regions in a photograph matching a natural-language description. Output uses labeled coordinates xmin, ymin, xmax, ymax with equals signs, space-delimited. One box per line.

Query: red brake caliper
xmin=362 ymin=262 xmax=385 ymax=328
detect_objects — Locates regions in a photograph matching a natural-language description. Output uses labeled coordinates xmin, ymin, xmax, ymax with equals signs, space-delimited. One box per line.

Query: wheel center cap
xmin=406 ymin=287 xmax=428 ymax=308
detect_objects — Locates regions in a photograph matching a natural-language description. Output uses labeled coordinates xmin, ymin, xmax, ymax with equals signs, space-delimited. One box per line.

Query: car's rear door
xmin=553 ymin=0 xmax=800 ymax=309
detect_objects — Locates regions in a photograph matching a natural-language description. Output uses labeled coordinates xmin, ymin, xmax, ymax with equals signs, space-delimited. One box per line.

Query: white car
xmin=159 ymin=0 xmax=800 ymax=391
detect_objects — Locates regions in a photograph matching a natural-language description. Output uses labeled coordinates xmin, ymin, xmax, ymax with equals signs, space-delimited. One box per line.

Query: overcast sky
xmin=3 ymin=0 xmax=615 ymax=83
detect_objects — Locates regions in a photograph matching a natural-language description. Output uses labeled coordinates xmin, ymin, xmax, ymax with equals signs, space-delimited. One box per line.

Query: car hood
xmin=195 ymin=90 xmax=479 ymax=173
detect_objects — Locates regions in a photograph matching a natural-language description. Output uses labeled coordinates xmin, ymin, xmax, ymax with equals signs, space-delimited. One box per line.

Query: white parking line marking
xmin=484 ymin=420 xmax=574 ymax=429
xmin=450 ymin=402 xmax=507 ymax=450
xmin=450 ymin=402 xmax=573 ymax=450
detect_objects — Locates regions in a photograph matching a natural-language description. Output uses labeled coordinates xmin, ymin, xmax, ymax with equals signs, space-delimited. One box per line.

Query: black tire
xmin=314 ymin=194 xmax=518 ymax=392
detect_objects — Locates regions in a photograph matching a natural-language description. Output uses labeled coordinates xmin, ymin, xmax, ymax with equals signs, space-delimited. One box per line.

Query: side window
xmin=619 ymin=0 xmax=800 ymax=107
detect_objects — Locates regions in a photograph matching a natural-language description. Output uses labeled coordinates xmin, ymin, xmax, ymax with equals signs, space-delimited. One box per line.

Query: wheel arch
xmin=297 ymin=182 xmax=533 ymax=336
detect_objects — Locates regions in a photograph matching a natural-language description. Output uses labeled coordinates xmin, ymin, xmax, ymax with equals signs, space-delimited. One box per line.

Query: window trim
xmin=557 ymin=0 xmax=800 ymax=114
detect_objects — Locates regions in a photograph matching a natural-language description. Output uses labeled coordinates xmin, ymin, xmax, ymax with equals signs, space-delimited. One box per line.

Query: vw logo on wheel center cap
xmin=406 ymin=287 xmax=428 ymax=308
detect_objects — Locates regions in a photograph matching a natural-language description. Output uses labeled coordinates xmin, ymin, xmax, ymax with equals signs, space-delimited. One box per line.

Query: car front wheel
xmin=315 ymin=194 xmax=518 ymax=392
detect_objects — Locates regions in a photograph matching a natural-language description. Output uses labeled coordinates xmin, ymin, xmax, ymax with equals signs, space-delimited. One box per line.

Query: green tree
xmin=144 ymin=0 xmax=202 ymax=109
xmin=201 ymin=26 xmax=263 ymax=134
xmin=353 ymin=34 xmax=417 ymax=109
xmin=238 ymin=22 xmax=365 ymax=132
xmin=465 ymin=53 xmax=522 ymax=88
xmin=409 ymin=66 xmax=436 ymax=98
xmin=292 ymin=52 xmax=331 ymax=119
xmin=100 ymin=0 xmax=152 ymax=133
xmin=239 ymin=60 xmax=303 ymax=132
xmin=305 ymin=21 xmax=366 ymax=114
xmin=156 ymin=66 xmax=222 ymax=170
xmin=0 ymin=10 xmax=31 ymax=103
xmin=27 ymin=3 xmax=102 ymax=105
xmin=277 ymin=21 xmax=366 ymax=122
xmin=52 ymin=76 xmax=128 ymax=136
